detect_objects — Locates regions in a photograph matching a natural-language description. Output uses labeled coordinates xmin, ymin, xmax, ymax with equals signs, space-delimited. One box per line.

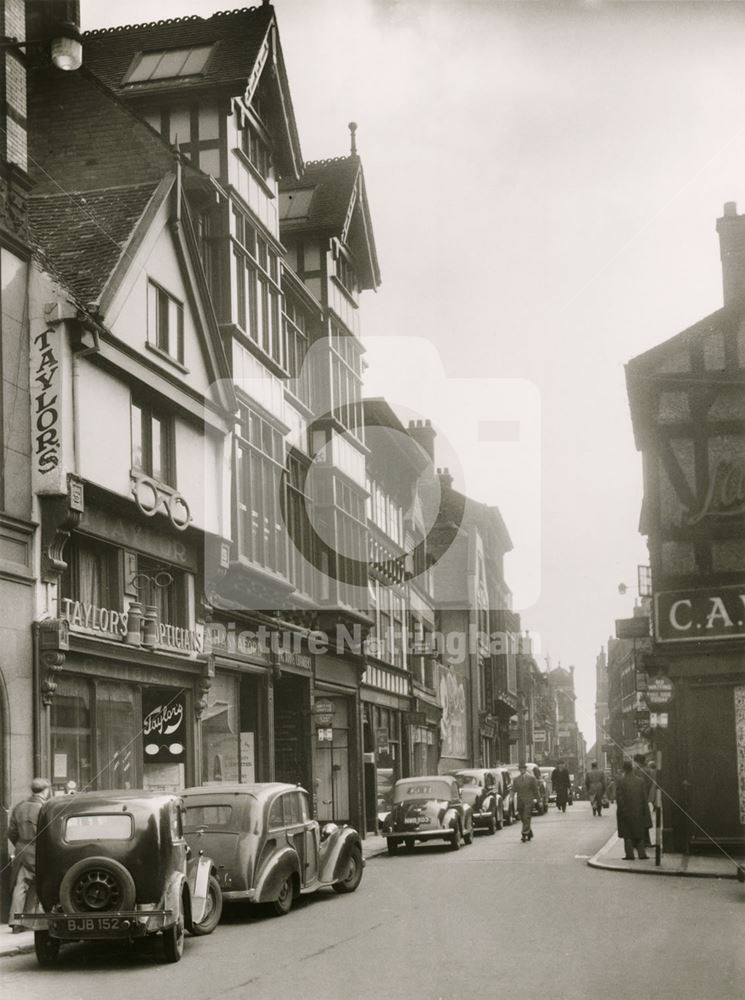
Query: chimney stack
xmin=716 ymin=201 xmax=745 ymax=306
xmin=407 ymin=418 xmax=436 ymax=461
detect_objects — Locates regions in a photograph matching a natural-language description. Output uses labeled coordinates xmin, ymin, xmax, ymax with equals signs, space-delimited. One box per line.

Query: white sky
xmin=82 ymin=0 xmax=745 ymax=739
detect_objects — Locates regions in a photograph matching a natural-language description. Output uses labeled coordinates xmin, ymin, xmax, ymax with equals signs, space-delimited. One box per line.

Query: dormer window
xmin=336 ymin=252 xmax=357 ymax=296
xmin=241 ymin=122 xmax=271 ymax=180
xmin=148 ymin=280 xmax=184 ymax=365
xmin=123 ymin=45 xmax=214 ymax=84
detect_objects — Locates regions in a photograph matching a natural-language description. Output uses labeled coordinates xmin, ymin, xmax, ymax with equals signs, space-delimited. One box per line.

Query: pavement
xmin=588 ymin=829 xmax=744 ymax=879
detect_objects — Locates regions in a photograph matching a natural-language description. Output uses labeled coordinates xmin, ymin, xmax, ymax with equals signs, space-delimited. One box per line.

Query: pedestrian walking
xmin=616 ymin=760 xmax=649 ymax=860
xmin=551 ymin=760 xmax=571 ymax=813
xmin=513 ymin=762 xmax=539 ymax=842
xmin=585 ymin=762 xmax=606 ymax=816
xmin=8 ymin=777 xmax=51 ymax=932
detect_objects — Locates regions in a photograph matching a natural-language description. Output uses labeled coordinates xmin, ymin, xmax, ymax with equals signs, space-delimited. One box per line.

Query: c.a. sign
xmin=656 ymin=585 xmax=745 ymax=643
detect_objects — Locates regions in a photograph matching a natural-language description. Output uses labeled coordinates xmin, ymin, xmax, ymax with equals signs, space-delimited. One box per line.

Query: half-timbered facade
xmin=626 ymin=200 xmax=745 ymax=850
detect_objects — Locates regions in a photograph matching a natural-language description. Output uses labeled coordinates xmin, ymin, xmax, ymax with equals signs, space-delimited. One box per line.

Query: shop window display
xmin=202 ymin=674 xmax=240 ymax=783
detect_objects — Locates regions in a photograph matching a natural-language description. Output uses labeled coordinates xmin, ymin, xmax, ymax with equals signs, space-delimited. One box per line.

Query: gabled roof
xmin=28 ymin=64 xmax=175 ymax=306
xmin=280 ymin=154 xmax=381 ymax=290
xmin=625 ymin=305 xmax=727 ymax=449
xmin=83 ymin=5 xmax=302 ymax=178
xmin=27 ymin=61 xmax=234 ymax=410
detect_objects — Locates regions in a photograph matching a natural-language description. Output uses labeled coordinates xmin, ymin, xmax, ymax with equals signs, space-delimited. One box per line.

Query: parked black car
xmin=452 ymin=769 xmax=504 ymax=834
xmin=16 ymin=791 xmax=221 ymax=967
xmin=380 ymin=776 xmax=474 ymax=853
xmin=181 ymin=783 xmax=363 ymax=916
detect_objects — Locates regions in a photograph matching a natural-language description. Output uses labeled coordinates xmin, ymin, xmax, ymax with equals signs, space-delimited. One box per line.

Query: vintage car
xmin=539 ymin=767 xmax=556 ymax=804
xmin=17 ymin=791 xmax=222 ymax=967
xmin=451 ymin=769 xmax=504 ymax=834
xmin=379 ymin=776 xmax=474 ymax=853
xmin=491 ymin=766 xmax=515 ymax=824
xmin=180 ymin=783 xmax=363 ymax=916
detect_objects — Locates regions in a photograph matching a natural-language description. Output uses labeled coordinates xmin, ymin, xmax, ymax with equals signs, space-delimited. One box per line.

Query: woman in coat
xmin=616 ymin=760 xmax=649 ymax=860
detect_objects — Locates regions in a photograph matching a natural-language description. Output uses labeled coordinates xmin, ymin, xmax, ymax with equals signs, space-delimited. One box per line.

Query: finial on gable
xmin=349 ymin=121 xmax=358 ymax=156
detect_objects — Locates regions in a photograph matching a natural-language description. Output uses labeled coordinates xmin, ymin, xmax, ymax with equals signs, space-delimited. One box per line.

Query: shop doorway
xmin=314 ymin=695 xmax=351 ymax=823
xmin=273 ymin=674 xmax=310 ymax=788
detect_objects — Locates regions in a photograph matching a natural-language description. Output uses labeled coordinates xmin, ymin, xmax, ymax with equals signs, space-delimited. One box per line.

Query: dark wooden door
xmin=685 ymin=683 xmax=743 ymax=842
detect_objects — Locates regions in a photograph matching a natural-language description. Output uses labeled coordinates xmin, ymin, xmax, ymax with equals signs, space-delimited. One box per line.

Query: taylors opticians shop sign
xmin=656 ymin=584 xmax=745 ymax=643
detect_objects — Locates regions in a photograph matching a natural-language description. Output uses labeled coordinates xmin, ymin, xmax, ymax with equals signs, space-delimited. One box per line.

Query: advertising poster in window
xmin=142 ymin=687 xmax=186 ymax=764
xmin=438 ymin=665 xmax=467 ymax=759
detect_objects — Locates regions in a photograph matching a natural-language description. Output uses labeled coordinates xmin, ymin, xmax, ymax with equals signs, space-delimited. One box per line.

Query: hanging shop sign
xmin=615 ymin=616 xmax=651 ymax=640
xmin=142 ymin=688 xmax=187 ymax=763
xmin=131 ymin=473 xmax=192 ymax=531
xmin=656 ymin=584 xmax=745 ymax=643
xmin=313 ymin=699 xmax=336 ymax=727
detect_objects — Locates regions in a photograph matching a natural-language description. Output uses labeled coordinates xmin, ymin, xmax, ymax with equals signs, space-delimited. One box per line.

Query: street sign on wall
xmin=643 ymin=676 xmax=674 ymax=707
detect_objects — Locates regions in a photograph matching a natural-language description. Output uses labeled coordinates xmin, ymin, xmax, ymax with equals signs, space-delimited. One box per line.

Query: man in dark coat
xmin=551 ymin=761 xmax=571 ymax=812
xmin=8 ymin=778 xmax=51 ymax=931
xmin=513 ymin=762 xmax=539 ymax=842
xmin=616 ymin=760 xmax=649 ymax=860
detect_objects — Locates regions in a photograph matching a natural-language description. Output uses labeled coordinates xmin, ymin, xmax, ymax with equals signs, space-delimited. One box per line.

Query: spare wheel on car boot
xmin=60 ymin=857 xmax=136 ymax=913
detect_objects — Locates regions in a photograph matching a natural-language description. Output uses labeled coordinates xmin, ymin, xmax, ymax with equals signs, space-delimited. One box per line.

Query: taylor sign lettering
xmin=656 ymin=585 xmax=745 ymax=643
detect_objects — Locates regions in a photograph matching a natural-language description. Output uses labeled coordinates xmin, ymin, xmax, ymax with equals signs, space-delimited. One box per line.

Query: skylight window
xmin=125 ymin=45 xmax=213 ymax=84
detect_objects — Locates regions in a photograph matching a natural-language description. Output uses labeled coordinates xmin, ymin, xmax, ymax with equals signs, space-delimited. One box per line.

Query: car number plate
xmin=64 ymin=916 xmax=122 ymax=932
xmin=404 ymin=817 xmax=420 ymax=825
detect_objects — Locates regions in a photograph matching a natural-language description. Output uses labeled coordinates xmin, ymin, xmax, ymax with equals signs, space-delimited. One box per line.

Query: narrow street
xmin=3 ymin=807 xmax=742 ymax=1000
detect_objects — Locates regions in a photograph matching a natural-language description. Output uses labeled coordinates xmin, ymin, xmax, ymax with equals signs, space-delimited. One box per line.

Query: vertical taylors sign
xmin=142 ymin=687 xmax=187 ymax=764
xmin=30 ymin=321 xmax=65 ymax=493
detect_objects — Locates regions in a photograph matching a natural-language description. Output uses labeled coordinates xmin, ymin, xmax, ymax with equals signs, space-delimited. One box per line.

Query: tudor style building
xmin=82 ymin=4 xmax=381 ymax=829
xmin=626 ymin=201 xmax=745 ymax=851
xmin=26 ymin=47 xmax=236 ymax=797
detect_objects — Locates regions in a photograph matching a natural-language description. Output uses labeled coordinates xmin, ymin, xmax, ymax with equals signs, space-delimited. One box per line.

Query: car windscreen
xmin=183 ymin=803 xmax=241 ymax=831
xmin=65 ymin=814 xmax=133 ymax=842
xmin=454 ymin=774 xmax=481 ymax=787
xmin=394 ymin=781 xmax=453 ymax=802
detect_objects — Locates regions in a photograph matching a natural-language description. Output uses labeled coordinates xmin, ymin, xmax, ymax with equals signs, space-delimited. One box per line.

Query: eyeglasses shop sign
xmin=142 ymin=689 xmax=186 ymax=763
xmin=656 ymin=584 xmax=745 ymax=643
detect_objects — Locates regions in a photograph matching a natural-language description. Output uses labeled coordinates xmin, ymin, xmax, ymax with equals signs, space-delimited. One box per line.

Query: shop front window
xmin=51 ymin=677 xmax=92 ymax=795
xmin=374 ymin=706 xmax=401 ymax=813
xmin=134 ymin=555 xmax=188 ymax=630
xmin=96 ymin=681 xmax=142 ymax=790
xmin=202 ymin=674 xmax=239 ymax=783
xmin=51 ymin=677 xmax=144 ymax=793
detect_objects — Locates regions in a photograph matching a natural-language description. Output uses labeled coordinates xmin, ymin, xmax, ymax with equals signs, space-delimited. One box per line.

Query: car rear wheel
xmin=333 ymin=845 xmax=363 ymax=893
xmin=271 ymin=875 xmax=294 ymax=916
xmin=60 ymin=857 xmax=136 ymax=914
xmin=449 ymin=825 xmax=461 ymax=851
xmin=190 ymin=875 xmax=223 ymax=935
xmin=386 ymin=838 xmax=399 ymax=856
xmin=34 ymin=930 xmax=60 ymax=968
xmin=162 ymin=896 xmax=185 ymax=963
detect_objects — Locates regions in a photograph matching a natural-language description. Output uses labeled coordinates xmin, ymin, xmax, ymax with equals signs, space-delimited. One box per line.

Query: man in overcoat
xmin=513 ymin=762 xmax=539 ymax=842
xmin=8 ymin=778 xmax=51 ymax=931
xmin=551 ymin=761 xmax=571 ymax=812
xmin=616 ymin=760 xmax=649 ymax=860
